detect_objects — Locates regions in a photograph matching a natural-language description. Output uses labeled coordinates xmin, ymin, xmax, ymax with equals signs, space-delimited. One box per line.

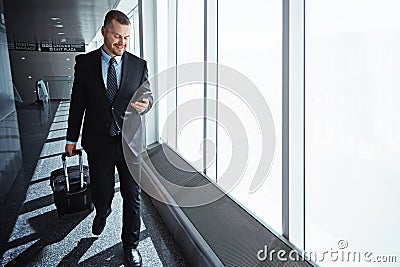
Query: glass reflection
xmin=0 ymin=110 xmax=22 ymax=205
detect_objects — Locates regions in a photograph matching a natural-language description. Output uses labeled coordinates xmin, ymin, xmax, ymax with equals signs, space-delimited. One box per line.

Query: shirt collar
xmin=101 ymin=47 xmax=122 ymax=65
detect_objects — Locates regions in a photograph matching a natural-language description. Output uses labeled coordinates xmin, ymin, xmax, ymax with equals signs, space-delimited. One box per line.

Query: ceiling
xmin=3 ymin=0 xmax=120 ymax=103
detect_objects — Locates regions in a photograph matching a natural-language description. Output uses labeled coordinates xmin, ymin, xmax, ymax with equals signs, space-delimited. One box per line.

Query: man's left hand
xmin=131 ymin=98 xmax=149 ymax=113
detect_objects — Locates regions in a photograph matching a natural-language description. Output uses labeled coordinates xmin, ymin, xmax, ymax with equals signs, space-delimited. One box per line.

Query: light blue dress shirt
xmin=66 ymin=48 xmax=123 ymax=145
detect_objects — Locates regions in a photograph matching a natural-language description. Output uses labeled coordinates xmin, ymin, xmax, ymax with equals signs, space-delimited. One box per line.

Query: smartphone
xmin=137 ymin=92 xmax=152 ymax=102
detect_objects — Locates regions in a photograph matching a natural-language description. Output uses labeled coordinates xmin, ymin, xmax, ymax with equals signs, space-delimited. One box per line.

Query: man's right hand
xmin=65 ymin=144 xmax=77 ymax=156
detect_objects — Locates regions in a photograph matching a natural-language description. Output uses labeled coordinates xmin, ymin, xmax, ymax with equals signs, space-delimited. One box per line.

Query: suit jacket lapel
xmin=114 ymin=52 xmax=130 ymax=100
xmin=111 ymin=52 xmax=142 ymax=106
xmin=92 ymin=49 xmax=109 ymax=103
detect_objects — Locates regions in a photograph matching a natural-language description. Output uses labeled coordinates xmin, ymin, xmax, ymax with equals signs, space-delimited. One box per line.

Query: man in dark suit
xmin=65 ymin=10 xmax=152 ymax=267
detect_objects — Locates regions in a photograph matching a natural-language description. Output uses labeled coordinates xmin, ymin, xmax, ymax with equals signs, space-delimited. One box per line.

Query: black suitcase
xmin=50 ymin=149 xmax=93 ymax=217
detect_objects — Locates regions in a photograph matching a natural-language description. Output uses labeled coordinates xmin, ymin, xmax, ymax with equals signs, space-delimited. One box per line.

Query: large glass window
xmin=128 ymin=6 xmax=140 ymax=55
xmin=306 ymin=0 xmax=400 ymax=265
xmin=154 ymin=0 xmax=282 ymax=234
xmin=176 ymin=0 xmax=204 ymax=171
xmin=156 ymin=0 xmax=173 ymax=147
xmin=218 ymin=0 xmax=282 ymax=232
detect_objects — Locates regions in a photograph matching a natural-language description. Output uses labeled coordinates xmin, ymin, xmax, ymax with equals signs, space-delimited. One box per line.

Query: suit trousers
xmin=87 ymin=135 xmax=141 ymax=249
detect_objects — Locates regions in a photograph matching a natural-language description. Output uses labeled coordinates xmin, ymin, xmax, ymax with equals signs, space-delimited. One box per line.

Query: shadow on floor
xmin=0 ymin=101 xmax=60 ymax=256
xmin=4 ymin=209 xmax=92 ymax=267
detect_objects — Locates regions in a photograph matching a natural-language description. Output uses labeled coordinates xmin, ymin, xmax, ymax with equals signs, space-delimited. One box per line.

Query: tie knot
xmin=109 ymin=57 xmax=116 ymax=65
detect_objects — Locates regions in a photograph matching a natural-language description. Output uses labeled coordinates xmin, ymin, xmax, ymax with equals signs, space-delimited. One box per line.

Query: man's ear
xmin=101 ymin=26 xmax=105 ymax=36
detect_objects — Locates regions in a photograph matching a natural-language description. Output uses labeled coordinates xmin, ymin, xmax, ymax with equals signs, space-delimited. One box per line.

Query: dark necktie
xmin=107 ymin=57 xmax=119 ymax=136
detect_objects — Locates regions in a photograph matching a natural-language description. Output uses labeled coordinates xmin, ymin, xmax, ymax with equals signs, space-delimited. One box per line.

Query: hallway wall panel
xmin=0 ymin=0 xmax=21 ymax=206
xmin=0 ymin=0 xmax=14 ymax=120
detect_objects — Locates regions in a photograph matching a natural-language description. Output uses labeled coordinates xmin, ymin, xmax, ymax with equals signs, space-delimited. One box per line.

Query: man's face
xmin=102 ymin=19 xmax=130 ymax=56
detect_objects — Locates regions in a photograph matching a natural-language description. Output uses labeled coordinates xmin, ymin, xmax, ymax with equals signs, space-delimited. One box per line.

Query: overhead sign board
xmin=11 ymin=41 xmax=39 ymax=51
xmin=8 ymin=40 xmax=85 ymax=52
xmin=40 ymin=42 xmax=85 ymax=52
xmin=7 ymin=41 xmax=14 ymax=50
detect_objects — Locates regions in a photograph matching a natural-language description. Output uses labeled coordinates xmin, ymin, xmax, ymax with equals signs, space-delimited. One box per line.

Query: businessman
xmin=65 ymin=10 xmax=152 ymax=267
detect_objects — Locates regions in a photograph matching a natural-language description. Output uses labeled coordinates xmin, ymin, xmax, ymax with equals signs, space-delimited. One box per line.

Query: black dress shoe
xmin=123 ymin=248 xmax=142 ymax=267
xmin=92 ymin=209 xmax=111 ymax=235
xmin=92 ymin=216 xmax=106 ymax=235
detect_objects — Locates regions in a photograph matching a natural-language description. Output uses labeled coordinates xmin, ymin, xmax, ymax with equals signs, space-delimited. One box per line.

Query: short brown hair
xmin=104 ymin=10 xmax=130 ymax=30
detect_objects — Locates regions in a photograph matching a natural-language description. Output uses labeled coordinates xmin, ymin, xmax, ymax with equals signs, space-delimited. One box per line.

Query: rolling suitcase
xmin=50 ymin=149 xmax=93 ymax=217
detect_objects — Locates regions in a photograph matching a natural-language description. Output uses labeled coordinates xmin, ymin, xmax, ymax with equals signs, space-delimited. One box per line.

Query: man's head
xmin=101 ymin=10 xmax=131 ymax=57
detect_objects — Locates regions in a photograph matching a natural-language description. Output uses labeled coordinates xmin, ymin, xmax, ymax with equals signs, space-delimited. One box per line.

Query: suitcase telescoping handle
xmin=61 ymin=149 xmax=84 ymax=192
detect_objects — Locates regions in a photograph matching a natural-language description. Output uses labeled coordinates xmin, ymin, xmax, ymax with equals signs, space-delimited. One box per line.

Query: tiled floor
xmin=0 ymin=101 xmax=186 ymax=266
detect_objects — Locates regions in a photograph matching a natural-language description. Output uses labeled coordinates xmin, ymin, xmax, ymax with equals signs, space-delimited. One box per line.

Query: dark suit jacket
xmin=66 ymin=48 xmax=153 ymax=154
